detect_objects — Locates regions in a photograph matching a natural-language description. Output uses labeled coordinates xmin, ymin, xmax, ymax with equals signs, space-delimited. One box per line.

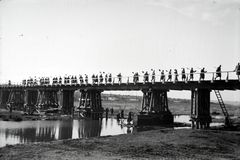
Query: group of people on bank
xmin=19 ymin=63 xmax=240 ymax=86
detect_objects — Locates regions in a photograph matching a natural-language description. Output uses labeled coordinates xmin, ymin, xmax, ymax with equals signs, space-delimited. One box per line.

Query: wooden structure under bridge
xmin=0 ymin=70 xmax=240 ymax=127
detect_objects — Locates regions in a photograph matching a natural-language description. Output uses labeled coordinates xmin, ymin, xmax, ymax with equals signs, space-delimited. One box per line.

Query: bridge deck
xmin=1 ymin=80 xmax=240 ymax=91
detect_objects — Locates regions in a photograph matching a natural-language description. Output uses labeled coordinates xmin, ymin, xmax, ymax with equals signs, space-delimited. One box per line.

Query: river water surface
xmin=0 ymin=115 xmax=223 ymax=147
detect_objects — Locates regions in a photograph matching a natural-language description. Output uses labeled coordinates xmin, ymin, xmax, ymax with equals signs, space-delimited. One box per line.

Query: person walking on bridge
xmin=215 ymin=65 xmax=222 ymax=80
xmin=181 ymin=68 xmax=186 ymax=81
xmin=143 ymin=71 xmax=149 ymax=83
xmin=59 ymin=76 xmax=62 ymax=84
xmin=105 ymin=74 xmax=108 ymax=84
xmin=108 ymin=73 xmax=112 ymax=83
xmin=189 ymin=68 xmax=196 ymax=81
xmin=151 ymin=69 xmax=155 ymax=83
xmin=174 ymin=69 xmax=178 ymax=82
xmin=160 ymin=70 xmax=165 ymax=82
xmin=200 ymin=68 xmax=207 ymax=81
xmin=85 ymin=74 xmax=88 ymax=84
xmin=117 ymin=73 xmax=122 ymax=84
xmin=133 ymin=72 xmax=136 ymax=83
xmin=99 ymin=72 xmax=103 ymax=84
xmin=92 ymin=74 xmax=95 ymax=84
xmin=166 ymin=69 xmax=172 ymax=81
xmin=234 ymin=63 xmax=240 ymax=80
xmin=79 ymin=75 xmax=84 ymax=85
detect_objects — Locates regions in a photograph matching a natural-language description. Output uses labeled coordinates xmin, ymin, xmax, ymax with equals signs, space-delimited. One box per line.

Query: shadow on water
xmin=0 ymin=115 xmax=224 ymax=147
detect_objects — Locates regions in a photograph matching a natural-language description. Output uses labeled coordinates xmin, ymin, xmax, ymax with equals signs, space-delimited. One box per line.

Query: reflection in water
xmin=174 ymin=115 xmax=224 ymax=129
xmin=0 ymin=118 xmax=131 ymax=147
xmin=0 ymin=115 xmax=224 ymax=147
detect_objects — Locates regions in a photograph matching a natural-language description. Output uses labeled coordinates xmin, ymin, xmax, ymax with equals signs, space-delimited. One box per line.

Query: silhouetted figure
xmin=105 ymin=74 xmax=108 ymax=84
xmin=108 ymin=73 xmax=112 ymax=83
xmin=127 ymin=112 xmax=132 ymax=123
xmin=181 ymin=68 xmax=186 ymax=81
xmin=99 ymin=73 xmax=103 ymax=84
xmin=59 ymin=76 xmax=62 ymax=84
xmin=215 ymin=65 xmax=222 ymax=80
xmin=79 ymin=75 xmax=84 ymax=84
xmin=92 ymin=74 xmax=95 ymax=84
xmin=160 ymin=70 xmax=165 ymax=82
xmin=200 ymin=68 xmax=207 ymax=81
xmin=167 ymin=69 xmax=172 ymax=81
xmin=105 ymin=108 xmax=109 ymax=119
xmin=85 ymin=74 xmax=88 ymax=84
xmin=121 ymin=110 xmax=124 ymax=119
xmin=189 ymin=68 xmax=196 ymax=81
xmin=151 ymin=69 xmax=155 ymax=82
xmin=116 ymin=113 xmax=120 ymax=121
xmin=133 ymin=72 xmax=139 ymax=83
xmin=95 ymin=75 xmax=98 ymax=84
xmin=174 ymin=69 xmax=178 ymax=81
xmin=110 ymin=108 xmax=114 ymax=116
xmin=143 ymin=71 xmax=149 ymax=83
xmin=117 ymin=73 xmax=122 ymax=84
xmin=234 ymin=63 xmax=240 ymax=80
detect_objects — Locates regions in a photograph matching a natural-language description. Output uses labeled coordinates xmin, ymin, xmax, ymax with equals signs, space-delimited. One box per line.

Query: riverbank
xmin=0 ymin=127 xmax=240 ymax=159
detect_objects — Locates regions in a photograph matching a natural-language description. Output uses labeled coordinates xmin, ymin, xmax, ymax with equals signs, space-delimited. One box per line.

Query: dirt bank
xmin=1 ymin=128 xmax=240 ymax=160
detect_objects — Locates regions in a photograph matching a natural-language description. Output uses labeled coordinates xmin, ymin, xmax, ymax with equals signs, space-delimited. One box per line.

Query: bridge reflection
xmin=0 ymin=119 xmax=121 ymax=147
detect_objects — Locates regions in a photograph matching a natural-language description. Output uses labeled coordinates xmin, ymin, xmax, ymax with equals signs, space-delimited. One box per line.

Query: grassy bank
xmin=0 ymin=128 xmax=240 ymax=159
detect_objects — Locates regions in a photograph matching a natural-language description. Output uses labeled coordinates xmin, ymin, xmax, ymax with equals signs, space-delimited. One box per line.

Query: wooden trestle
xmin=0 ymin=90 xmax=10 ymax=109
xmin=7 ymin=90 xmax=25 ymax=112
xmin=0 ymin=88 xmax=104 ymax=119
xmin=35 ymin=90 xmax=59 ymax=111
xmin=78 ymin=90 xmax=103 ymax=120
xmin=138 ymin=89 xmax=173 ymax=125
xmin=61 ymin=90 xmax=74 ymax=114
xmin=24 ymin=90 xmax=38 ymax=114
xmin=190 ymin=89 xmax=211 ymax=129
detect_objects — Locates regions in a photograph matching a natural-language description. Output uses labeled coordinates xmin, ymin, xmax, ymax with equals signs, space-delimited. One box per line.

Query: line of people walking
xmin=20 ymin=63 xmax=240 ymax=86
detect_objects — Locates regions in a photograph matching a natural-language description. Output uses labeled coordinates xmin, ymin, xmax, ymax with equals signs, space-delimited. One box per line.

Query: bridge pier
xmin=138 ymin=89 xmax=173 ymax=125
xmin=0 ymin=90 xmax=10 ymax=109
xmin=24 ymin=90 xmax=38 ymax=114
xmin=78 ymin=90 xmax=103 ymax=120
xmin=7 ymin=90 xmax=25 ymax=112
xmin=36 ymin=90 xmax=59 ymax=111
xmin=190 ymin=89 xmax=211 ymax=129
xmin=61 ymin=90 xmax=74 ymax=114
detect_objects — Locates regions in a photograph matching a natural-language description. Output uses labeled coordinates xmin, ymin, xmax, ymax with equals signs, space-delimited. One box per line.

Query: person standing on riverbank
xmin=105 ymin=108 xmax=109 ymax=119
xmin=110 ymin=108 xmax=114 ymax=116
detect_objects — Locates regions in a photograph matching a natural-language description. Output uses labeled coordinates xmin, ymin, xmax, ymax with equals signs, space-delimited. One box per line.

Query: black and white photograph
xmin=0 ymin=0 xmax=240 ymax=159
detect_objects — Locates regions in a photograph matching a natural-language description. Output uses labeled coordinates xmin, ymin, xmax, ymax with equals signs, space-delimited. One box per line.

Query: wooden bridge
xmin=0 ymin=70 xmax=240 ymax=129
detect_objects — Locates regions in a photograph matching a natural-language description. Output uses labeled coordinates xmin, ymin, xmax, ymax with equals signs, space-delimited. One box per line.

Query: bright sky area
xmin=0 ymin=0 xmax=239 ymax=102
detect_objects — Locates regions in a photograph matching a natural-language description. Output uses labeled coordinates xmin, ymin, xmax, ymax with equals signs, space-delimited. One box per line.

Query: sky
xmin=0 ymin=0 xmax=240 ymax=101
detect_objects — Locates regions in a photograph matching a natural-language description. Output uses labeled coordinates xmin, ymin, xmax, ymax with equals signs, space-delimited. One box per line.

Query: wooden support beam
xmin=24 ymin=90 xmax=38 ymax=114
xmin=62 ymin=90 xmax=74 ymax=114
xmin=36 ymin=90 xmax=59 ymax=111
xmin=0 ymin=90 xmax=10 ymax=109
xmin=78 ymin=90 xmax=103 ymax=119
xmin=190 ymin=89 xmax=211 ymax=129
xmin=7 ymin=90 xmax=25 ymax=111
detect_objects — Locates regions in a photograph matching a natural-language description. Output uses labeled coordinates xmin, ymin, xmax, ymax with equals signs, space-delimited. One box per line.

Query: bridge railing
xmin=0 ymin=70 xmax=239 ymax=87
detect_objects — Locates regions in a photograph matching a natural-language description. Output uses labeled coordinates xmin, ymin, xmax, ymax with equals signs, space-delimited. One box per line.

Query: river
xmin=0 ymin=115 xmax=223 ymax=148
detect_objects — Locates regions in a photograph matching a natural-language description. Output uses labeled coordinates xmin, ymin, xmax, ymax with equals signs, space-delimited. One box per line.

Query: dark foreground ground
xmin=1 ymin=127 xmax=240 ymax=160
